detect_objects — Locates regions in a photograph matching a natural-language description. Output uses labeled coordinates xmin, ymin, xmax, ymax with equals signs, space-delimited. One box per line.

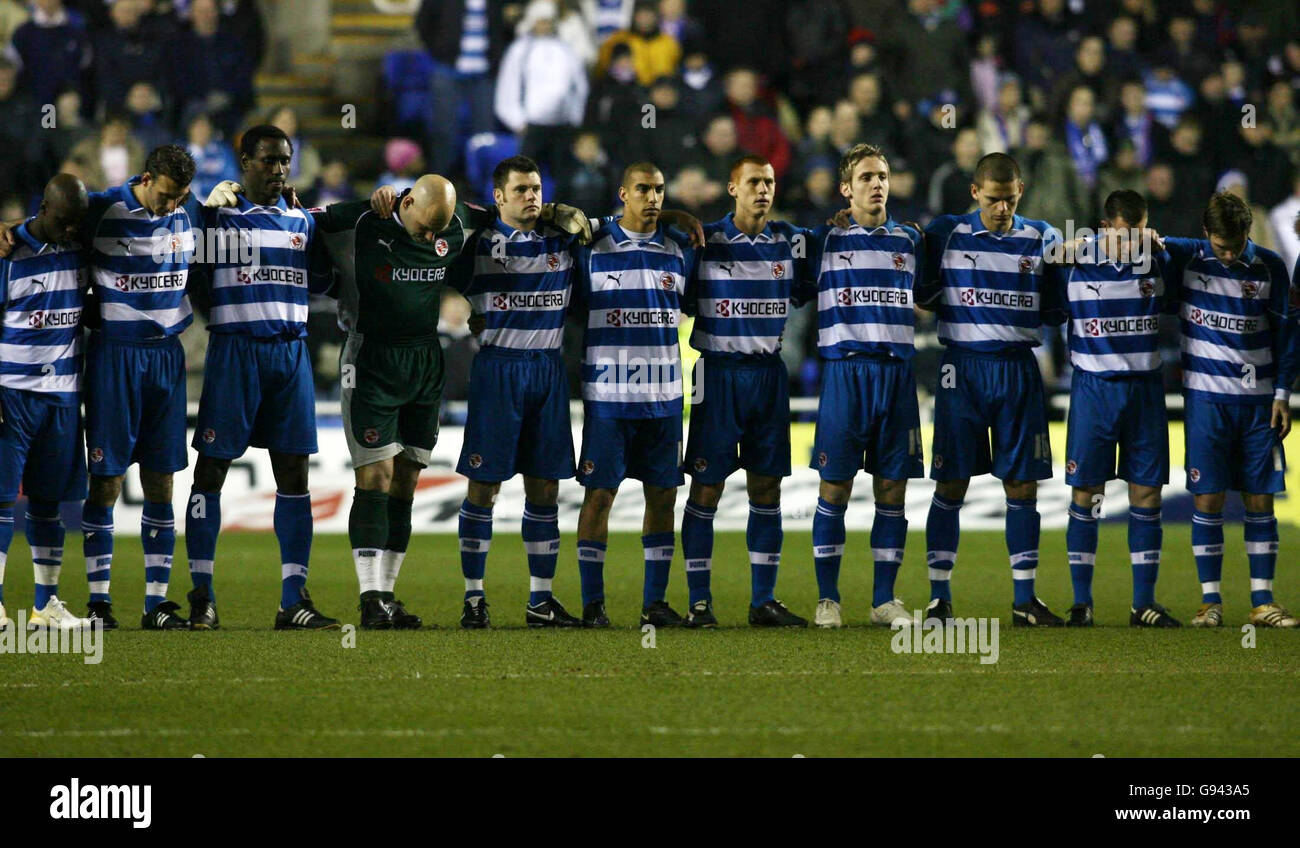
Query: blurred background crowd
xmin=3 ymin=0 xmax=1299 ymax=409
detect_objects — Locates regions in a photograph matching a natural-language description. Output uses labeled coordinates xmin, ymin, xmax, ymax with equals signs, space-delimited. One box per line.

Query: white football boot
xmin=814 ymin=598 xmax=842 ymax=629
xmin=0 ymin=602 xmax=11 ymax=630
xmin=28 ymin=596 xmax=91 ymax=630
xmin=870 ymin=598 xmax=914 ymax=627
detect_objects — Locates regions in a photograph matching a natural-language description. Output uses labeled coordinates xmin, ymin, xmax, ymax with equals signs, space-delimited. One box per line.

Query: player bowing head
xmin=1201 ymin=190 xmax=1251 ymax=265
xmin=399 ymin=174 xmax=457 ymax=243
xmin=136 ymin=144 xmax=196 ymax=216
xmin=970 ymin=152 xmax=1023 ymax=233
xmin=36 ymin=173 xmax=90 ymax=245
xmin=839 ymin=143 xmax=889 ymax=222
xmin=619 ymin=162 xmax=665 ymax=229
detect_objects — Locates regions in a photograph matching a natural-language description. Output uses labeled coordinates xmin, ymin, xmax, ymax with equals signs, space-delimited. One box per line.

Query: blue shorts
xmin=1065 ymin=371 xmax=1168 ymax=488
xmin=84 ymin=334 xmax=187 ymax=477
xmin=193 ymin=334 xmax=318 ymax=458
xmin=812 ymin=356 xmax=923 ymax=481
xmin=685 ymin=355 xmax=790 ymax=484
xmin=0 ymin=387 xmax=87 ymax=503
xmin=1184 ymin=399 xmax=1285 ymax=494
xmin=930 ymin=348 xmax=1052 ymax=482
xmin=457 ymin=348 xmax=574 ymax=482
xmin=577 ymin=414 xmax=683 ymax=490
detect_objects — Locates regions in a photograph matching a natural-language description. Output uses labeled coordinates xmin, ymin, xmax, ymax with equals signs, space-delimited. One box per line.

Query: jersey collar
xmin=847 ymin=213 xmax=897 ymax=234
xmin=117 ymin=177 xmax=147 ymax=214
xmin=237 ymin=192 xmax=289 ymax=214
xmin=968 ymin=209 xmax=1022 ymax=236
xmin=14 ymin=218 xmax=52 ymax=254
xmin=1198 ymin=239 xmax=1258 ymax=269
xmin=721 ymin=213 xmax=773 ymax=242
xmin=492 ymin=217 xmax=543 ymax=241
xmin=609 ymin=220 xmax=666 ymax=248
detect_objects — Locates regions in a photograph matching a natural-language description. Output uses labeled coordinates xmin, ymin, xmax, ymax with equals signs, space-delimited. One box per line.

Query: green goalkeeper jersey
xmin=312 ymin=198 xmax=494 ymax=345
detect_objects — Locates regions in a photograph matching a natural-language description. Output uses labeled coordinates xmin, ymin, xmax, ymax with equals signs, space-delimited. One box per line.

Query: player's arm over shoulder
xmin=310 ymin=199 xmax=372 ymax=233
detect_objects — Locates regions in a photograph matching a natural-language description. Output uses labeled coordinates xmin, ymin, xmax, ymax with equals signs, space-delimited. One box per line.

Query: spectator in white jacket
xmin=1269 ymin=173 xmax=1300 ymax=275
xmin=495 ymin=0 xmax=589 ymax=175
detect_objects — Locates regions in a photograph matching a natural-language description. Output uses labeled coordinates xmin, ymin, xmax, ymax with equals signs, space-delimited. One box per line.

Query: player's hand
xmin=282 ymin=185 xmax=302 ymax=209
xmin=1273 ymin=399 xmax=1292 ymax=440
xmin=468 ymin=312 xmax=486 ymax=336
xmin=658 ymin=209 xmax=704 ymax=247
xmin=549 ymin=202 xmax=594 ymax=245
xmin=1138 ymin=227 xmax=1164 ymax=251
xmin=0 ymin=222 xmax=14 ymax=259
xmin=828 ymin=208 xmax=852 ymax=229
xmin=203 ymin=180 xmax=242 ymax=208
xmin=371 ymin=185 xmax=397 ymax=219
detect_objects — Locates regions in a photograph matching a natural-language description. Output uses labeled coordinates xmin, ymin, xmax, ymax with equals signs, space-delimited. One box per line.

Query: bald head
xmin=399 ymin=174 xmax=457 ymax=243
xmin=33 ymin=173 xmax=89 ymax=246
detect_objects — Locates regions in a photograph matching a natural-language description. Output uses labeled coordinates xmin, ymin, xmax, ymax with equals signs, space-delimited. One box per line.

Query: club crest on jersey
xmin=817 ymin=452 xmax=828 ymax=468
xmin=1085 ymin=318 xmax=1101 ymax=336
xmin=716 ymin=299 xmax=731 ymax=317
xmin=581 ymin=459 xmax=595 ymax=475
xmin=892 ymin=253 xmax=906 ymax=271
xmin=1139 ymin=279 xmax=1155 ymax=298
xmin=1066 ymin=460 xmax=1078 ymax=475
xmin=1240 ymin=280 xmax=1258 ymax=299
xmin=290 ymin=233 xmax=305 ymax=250
xmin=202 ymin=428 xmax=216 ymax=444
xmin=363 ymin=428 xmax=380 ymax=445
xmin=468 ymin=453 xmax=483 ymax=469
xmin=434 ymin=238 xmax=449 ymax=257
xmin=90 ymin=447 xmax=103 ymax=463
xmin=547 ymin=253 xmax=560 ymax=271
xmin=1019 ymin=256 xmax=1034 ymax=273
xmin=1189 ymin=468 xmax=1201 ymax=483
xmin=605 ymin=308 xmax=622 ymax=327
xmin=772 ymin=261 xmax=785 ymax=278
xmin=169 ymin=234 xmax=183 ymax=253
xmin=660 ymin=272 xmax=674 ymax=290
xmin=693 ymin=457 xmax=708 ymax=472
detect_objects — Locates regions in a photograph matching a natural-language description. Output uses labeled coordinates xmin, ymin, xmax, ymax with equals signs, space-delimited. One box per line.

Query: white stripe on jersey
xmin=1070 ymin=351 xmax=1161 ymax=373
xmin=0 ymin=372 xmax=78 ymax=393
xmin=0 ymin=341 xmax=78 ymax=365
xmin=941 ymin=321 xmax=1038 ymax=343
xmin=210 ymin=300 xmax=307 ymax=327
xmin=816 ymin=320 xmax=914 ymax=348
xmin=101 ymin=300 xmax=192 ymax=327
xmin=1185 ymin=370 xmax=1272 ymax=397
xmin=1180 ymin=335 xmax=1272 ymax=366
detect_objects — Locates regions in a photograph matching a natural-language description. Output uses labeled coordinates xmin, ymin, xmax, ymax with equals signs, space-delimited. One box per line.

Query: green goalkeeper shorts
xmin=340 ymin=333 xmax=445 ymax=468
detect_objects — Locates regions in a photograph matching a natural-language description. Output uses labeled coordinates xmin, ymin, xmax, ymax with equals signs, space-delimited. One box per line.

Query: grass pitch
xmin=1 ymin=527 xmax=1297 ymax=758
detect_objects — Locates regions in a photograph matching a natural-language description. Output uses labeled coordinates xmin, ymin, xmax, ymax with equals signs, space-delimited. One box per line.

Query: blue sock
xmin=141 ymin=501 xmax=176 ymax=613
xmin=458 ymin=499 xmax=492 ymax=599
xmin=185 ymin=489 xmax=220 ymax=601
xmin=82 ymin=503 xmax=113 ymax=604
xmin=1006 ymin=498 xmax=1040 ymax=606
xmin=1192 ymin=510 xmax=1224 ymax=603
xmin=522 ymin=501 xmax=559 ymax=606
xmin=642 ymin=532 xmax=674 ymax=607
xmin=870 ymin=504 xmax=907 ymax=607
xmin=26 ymin=500 xmax=64 ymax=610
xmin=577 ymin=540 xmax=606 ymax=605
xmin=0 ymin=505 xmax=13 ymax=604
xmin=747 ymin=501 xmax=782 ymax=606
xmin=1066 ymin=502 xmax=1098 ymax=605
xmin=1244 ymin=510 xmax=1277 ymax=607
xmin=1129 ymin=506 xmax=1162 ymax=609
xmin=681 ymin=500 xmax=715 ymax=605
xmin=276 ymin=492 xmax=313 ymax=609
xmin=926 ymin=494 xmax=962 ymax=602
xmin=812 ymin=498 xmax=846 ymax=602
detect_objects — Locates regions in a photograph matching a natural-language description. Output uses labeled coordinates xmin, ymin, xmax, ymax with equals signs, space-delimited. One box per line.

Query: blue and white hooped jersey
xmin=688 ymin=214 xmax=800 ymax=358
xmin=574 ymin=221 xmax=694 ymax=419
xmin=84 ymin=177 xmax=198 ymax=340
xmin=807 ymin=217 xmax=921 ymax=360
xmin=0 ymin=221 xmax=87 ymax=403
xmin=922 ymin=211 xmax=1063 ymax=352
xmin=461 ymin=219 xmax=575 ymax=352
xmin=1164 ymin=237 xmax=1296 ymax=405
xmin=207 ymin=195 xmax=318 ymax=338
xmin=1065 ymin=241 xmax=1167 ymax=376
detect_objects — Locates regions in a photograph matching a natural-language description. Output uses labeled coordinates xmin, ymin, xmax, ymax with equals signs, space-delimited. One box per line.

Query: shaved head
xmin=399 ymin=174 xmax=457 ymax=242
xmin=32 ymin=173 xmax=89 ymax=245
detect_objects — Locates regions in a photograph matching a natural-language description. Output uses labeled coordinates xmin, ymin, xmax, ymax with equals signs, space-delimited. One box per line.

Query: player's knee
xmin=521 ymin=477 xmax=556 ymax=506
xmin=355 ymin=460 xmax=393 ymax=492
xmin=1129 ymin=485 xmax=1161 ymax=510
xmin=193 ymin=456 xmax=232 ymax=492
xmin=88 ymin=475 xmax=123 ymax=507
xmin=818 ymin=479 xmax=852 ymax=506
xmin=689 ymin=480 xmax=724 ymax=508
xmin=935 ymin=479 xmax=968 ymax=501
xmin=1194 ymin=492 xmax=1227 ymax=513
xmin=746 ymin=475 xmax=780 ymax=506
xmin=582 ymin=487 xmax=616 ymax=515
xmin=1242 ymin=493 xmax=1274 ymax=514
xmin=873 ymin=477 xmax=907 ymax=505
xmin=1072 ymin=485 xmax=1104 ymax=508
xmin=1003 ymin=479 xmax=1036 ymax=500
xmin=139 ymin=470 xmax=173 ymax=503
xmin=467 ymin=480 xmax=501 ymax=508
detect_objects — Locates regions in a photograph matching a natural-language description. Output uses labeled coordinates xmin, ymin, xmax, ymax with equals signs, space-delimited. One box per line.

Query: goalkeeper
xmin=317 ymin=174 xmax=594 ymax=628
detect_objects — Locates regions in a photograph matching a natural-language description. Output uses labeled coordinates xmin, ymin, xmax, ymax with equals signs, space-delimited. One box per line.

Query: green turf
xmin=0 ymin=528 xmax=1296 ymax=757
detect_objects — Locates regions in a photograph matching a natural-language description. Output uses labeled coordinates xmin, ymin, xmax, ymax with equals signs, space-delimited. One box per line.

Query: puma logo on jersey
xmin=717 ymin=262 xmax=734 ymax=276
xmin=837 ymin=253 xmax=852 ymax=266
xmin=493 ymin=256 xmax=511 ymax=271
xmin=1196 ymin=274 xmax=1210 ymax=287
xmin=31 ymin=277 xmax=47 ymax=290
xmin=1086 ymin=283 xmax=1102 ymax=298
xmin=964 ymin=253 xmax=978 ymax=268
xmin=116 ymin=239 xmax=131 ymax=254
xmin=378 ymin=238 xmax=394 ymax=252
xmin=607 ymin=272 xmax=623 ymax=286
